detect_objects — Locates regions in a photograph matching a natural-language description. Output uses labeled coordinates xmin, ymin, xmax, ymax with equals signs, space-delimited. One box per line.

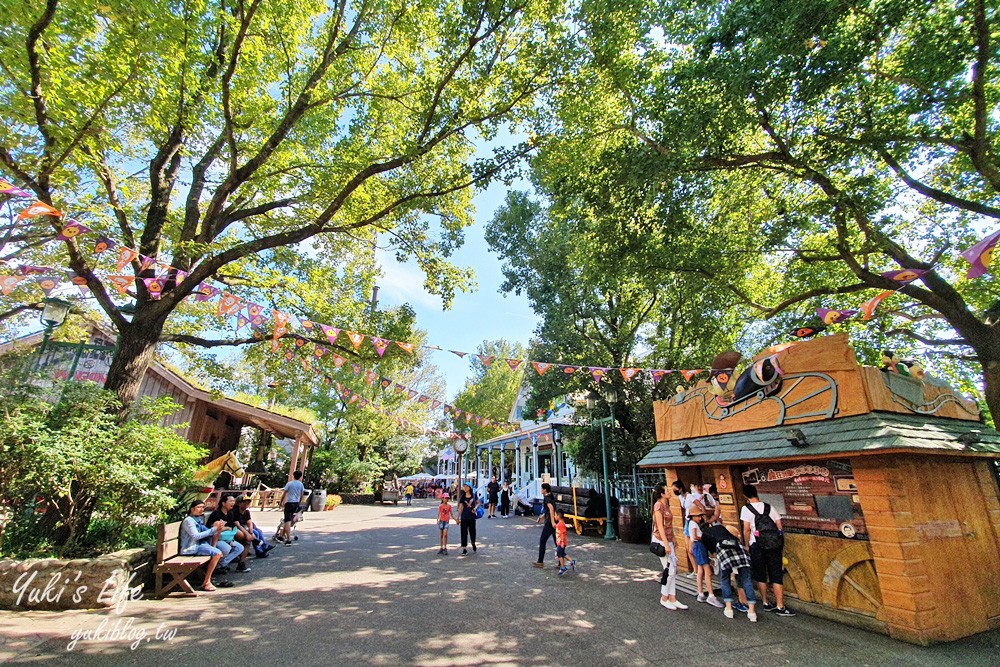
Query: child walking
xmin=437 ymin=493 xmax=452 ymax=555
xmin=554 ymin=509 xmax=576 ymax=576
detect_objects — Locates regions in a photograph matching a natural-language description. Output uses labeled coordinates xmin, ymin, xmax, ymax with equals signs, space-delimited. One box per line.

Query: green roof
xmin=637 ymin=412 xmax=1000 ymax=468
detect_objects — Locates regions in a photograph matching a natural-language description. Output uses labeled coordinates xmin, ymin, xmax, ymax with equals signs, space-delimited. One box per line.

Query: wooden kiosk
xmin=637 ymin=334 xmax=1000 ymax=644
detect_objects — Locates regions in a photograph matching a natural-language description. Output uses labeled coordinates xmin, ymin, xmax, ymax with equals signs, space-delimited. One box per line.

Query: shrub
xmin=324 ymin=494 xmax=342 ymax=510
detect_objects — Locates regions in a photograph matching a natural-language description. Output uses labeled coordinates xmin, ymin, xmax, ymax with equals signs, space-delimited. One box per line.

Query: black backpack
xmin=746 ymin=502 xmax=784 ymax=550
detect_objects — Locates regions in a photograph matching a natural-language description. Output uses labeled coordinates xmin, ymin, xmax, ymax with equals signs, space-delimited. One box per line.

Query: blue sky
xmin=375 ymin=175 xmax=540 ymax=399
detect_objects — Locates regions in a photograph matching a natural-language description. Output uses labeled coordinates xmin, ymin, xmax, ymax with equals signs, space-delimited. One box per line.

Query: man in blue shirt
xmin=279 ymin=470 xmax=305 ymax=545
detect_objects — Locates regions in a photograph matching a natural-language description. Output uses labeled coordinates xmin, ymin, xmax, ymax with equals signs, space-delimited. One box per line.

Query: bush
xmin=324 ymin=494 xmax=342 ymax=510
xmin=0 ymin=381 xmax=206 ymax=558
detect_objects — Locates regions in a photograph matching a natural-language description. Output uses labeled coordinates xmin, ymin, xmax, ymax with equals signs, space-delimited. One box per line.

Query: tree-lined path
xmin=1 ymin=502 xmax=997 ymax=666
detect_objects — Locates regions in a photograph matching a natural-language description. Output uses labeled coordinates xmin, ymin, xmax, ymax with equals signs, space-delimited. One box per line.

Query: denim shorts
xmin=691 ymin=540 xmax=710 ymax=566
xmin=192 ymin=543 xmax=223 ymax=558
xmin=556 ymin=545 xmax=566 ymax=558
xmin=438 ymin=520 xmax=449 ymax=531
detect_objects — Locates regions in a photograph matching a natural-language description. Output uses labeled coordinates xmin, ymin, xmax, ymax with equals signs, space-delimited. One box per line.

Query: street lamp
xmin=38 ymin=297 xmax=71 ymax=356
xmin=454 ymin=432 xmax=469 ymax=495
xmin=586 ymin=387 xmax=618 ymax=541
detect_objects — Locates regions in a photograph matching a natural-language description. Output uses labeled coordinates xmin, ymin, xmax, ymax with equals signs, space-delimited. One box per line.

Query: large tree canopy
xmin=532 ymin=0 xmax=1000 ymax=420
xmin=0 ymin=0 xmax=569 ymax=409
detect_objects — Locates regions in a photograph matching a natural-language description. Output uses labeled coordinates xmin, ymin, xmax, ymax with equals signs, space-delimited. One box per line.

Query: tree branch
xmin=25 ymin=0 xmax=60 ymax=187
xmin=885 ymin=328 xmax=968 ymax=347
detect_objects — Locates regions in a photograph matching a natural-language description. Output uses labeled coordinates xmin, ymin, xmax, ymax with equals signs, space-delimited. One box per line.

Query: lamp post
xmin=587 ymin=387 xmax=618 ymax=541
xmin=38 ymin=297 xmax=71 ymax=355
xmin=454 ymin=432 xmax=469 ymax=494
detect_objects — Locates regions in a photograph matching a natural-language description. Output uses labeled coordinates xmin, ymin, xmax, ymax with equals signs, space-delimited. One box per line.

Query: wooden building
xmin=638 ymin=334 xmax=1000 ymax=644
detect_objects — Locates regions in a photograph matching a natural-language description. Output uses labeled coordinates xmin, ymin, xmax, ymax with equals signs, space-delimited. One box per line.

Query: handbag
xmin=219 ymin=528 xmax=238 ymax=542
xmin=649 ymin=541 xmax=666 ymax=558
xmin=475 ymin=506 xmax=485 ymax=519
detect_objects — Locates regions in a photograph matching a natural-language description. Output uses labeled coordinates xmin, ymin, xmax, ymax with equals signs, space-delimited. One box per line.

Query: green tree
xmin=0 ymin=0 xmax=569 ymax=412
xmin=451 ymin=339 xmax=526 ymax=442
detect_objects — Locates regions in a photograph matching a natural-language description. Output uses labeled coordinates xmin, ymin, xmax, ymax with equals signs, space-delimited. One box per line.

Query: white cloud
xmin=376 ymin=255 xmax=442 ymax=309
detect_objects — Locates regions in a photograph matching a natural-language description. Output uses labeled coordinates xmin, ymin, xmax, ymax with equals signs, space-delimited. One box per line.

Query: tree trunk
xmin=103 ymin=314 xmax=168 ymax=419
xmin=980 ymin=356 xmax=1000 ymax=426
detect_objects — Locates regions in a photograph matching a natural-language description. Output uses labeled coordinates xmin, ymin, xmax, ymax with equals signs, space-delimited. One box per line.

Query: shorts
xmin=438 ymin=520 xmax=449 ymax=531
xmin=691 ymin=540 xmax=710 ymax=566
xmin=283 ymin=501 xmax=300 ymax=523
xmin=749 ymin=543 xmax=784 ymax=585
xmin=556 ymin=545 xmax=567 ymax=558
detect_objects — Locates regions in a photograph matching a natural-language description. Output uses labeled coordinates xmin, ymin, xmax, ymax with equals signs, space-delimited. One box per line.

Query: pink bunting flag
xmin=332 ymin=354 xmax=347 ymax=368
xmin=816 ymin=308 xmax=858 ymax=325
xmin=371 ymin=337 xmax=390 ymax=357
xmin=0 ymin=275 xmax=25 ymax=295
xmin=93 ymin=236 xmax=114 ymax=254
xmin=107 ymin=275 xmax=135 ymax=295
xmin=407 ymin=389 xmax=418 ymax=399
xmin=320 ymin=324 xmax=340 ymax=345
xmin=18 ymin=201 xmax=62 ymax=220
xmin=961 ymin=228 xmax=1000 ymax=278
xmin=454 ymin=409 xmax=463 ymax=417
xmin=396 ymin=341 xmax=415 ymax=354
xmin=431 ymin=400 xmax=442 ymax=410
xmin=236 ymin=314 xmax=250 ymax=331
xmin=55 ymin=219 xmax=91 ymax=241
xmin=477 ymin=355 xmax=495 ymax=367
xmin=532 ymin=361 xmax=551 ymax=376
xmin=650 ymin=370 xmax=670 ymax=384
xmin=314 ymin=345 xmax=329 ymax=358
xmin=860 ymin=291 xmax=895 ymax=321
xmin=681 ymin=370 xmax=699 ymax=381
xmin=175 ymin=270 xmax=187 ymax=285
xmin=589 ymin=367 xmax=609 ymax=383
xmin=195 ymin=283 xmax=220 ymax=302
xmin=394 ymin=383 xmax=405 ymax=393
xmin=247 ymin=303 xmax=263 ymax=318
xmin=505 ymin=358 xmax=523 ymax=371
xmin=299 ymin=318 xmax=314 ymax=331
xmin=35 ymin=276 xmax=60 ymax=296
xmin=351 ymin=363 xmax=361 ymax=377
xmin=0 ymin=179 xmax=30 ymax=197
xmin=138 ymin=255 xmax=158 ymax=273
xmin=19 ymin=265 xmax=54 ymax=275
xmin=217 ymin=292 xmax=242 ymax=317
xmin=450 ymin=350 xmax=467 ymax=358
xmin=880 ymin=268 xmax=928 ymax=283
xmin=346 ymin=331 xmax=365 ymax=350
xmin=620 ymin=368 xmax=641 ymax=382
xmin=116 ymin=247 xmax=138 ymax=272
xmin=143 ymin=277 xmax=165 ymax=300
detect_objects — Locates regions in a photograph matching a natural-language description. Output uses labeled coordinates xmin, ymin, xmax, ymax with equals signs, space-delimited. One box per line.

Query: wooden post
xmin=287 ymin=434 xmax=302 ymax=482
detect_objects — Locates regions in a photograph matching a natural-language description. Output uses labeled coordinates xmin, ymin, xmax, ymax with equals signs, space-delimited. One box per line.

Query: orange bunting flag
xmin=532 ymin=361 xmax=552 ymax=375
xmin=332 ymin=354 xmax=346 ymax=368
xmin=681 ymin=370 xmax=699 ymax=381
xmin=371 ymin=337 xmax=390 ymax=357
xmin=506 ymin=358 xmax=523 ymax=371
xmin=365 ymin=371 xmax=378 ymax=385
xmin=407 ymin=389 xmax=418 ymax=399
xmin=217 ymin=292 xmax=242 ymax=317
xmin=272 ymin=310 xmax=290 ymax=327
xmin=431 ymin=400 xmax=442 ymax=410
xmin=465 ymin=413 xmax=472 ymax=424
xmin=116 ymin=247 xmax=139 ymax=272
xmin=477 ymin=355 xmax=494 ymax=367
xmin=396 ymin=341 xmax=415 ymax=354
xmin=620 ymin=368 xmax=641 ymax=382
xmin=346 ymin=331 xmax=365 ymax=350
xmin=860 ymin=291 xmax=894 ymax=321
xmin=107 ymin=275 xmax=135 ymax=295
xmin=272 ymin=324 xmax=288 ymax=340
xmin=17 ymin=201 xmax=62 ymax=220
xmin=0 ymin=275 xmax=25 ymax=295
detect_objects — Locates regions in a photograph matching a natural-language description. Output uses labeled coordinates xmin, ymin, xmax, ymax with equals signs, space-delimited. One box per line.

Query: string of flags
xmin=3 ymin=179 xmax=999 ymax=379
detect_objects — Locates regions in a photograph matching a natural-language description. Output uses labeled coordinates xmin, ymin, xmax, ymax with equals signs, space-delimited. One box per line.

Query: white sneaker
xmin=660 ymin=599 xmax=677 ymax=610
xmin=724 ymin=607 xmax=734 ymax=619
xmin=748 ymin=611 xmax=758 ymax=622
xmin=672 ymin=600 xmax=688 ymax=610
xmin=696 ymin=593 xmax=707 ymax=603
xmin=707 ymin=596 xmax=725 ymax=608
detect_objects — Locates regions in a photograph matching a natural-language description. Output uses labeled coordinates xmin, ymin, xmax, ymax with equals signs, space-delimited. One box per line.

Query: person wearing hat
xmin=233 ymin=495 xmax=274 ymax=558
xmin=688 ymin=505 xmax=723 ymax=608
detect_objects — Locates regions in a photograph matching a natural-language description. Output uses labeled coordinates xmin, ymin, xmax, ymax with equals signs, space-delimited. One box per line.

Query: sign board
xmin=736 ymin=459 xmax=868 ymax=540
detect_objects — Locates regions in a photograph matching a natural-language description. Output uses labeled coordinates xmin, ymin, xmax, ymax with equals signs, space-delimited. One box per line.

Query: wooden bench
xmin=154 ymin=521 xmax=211 ymax=598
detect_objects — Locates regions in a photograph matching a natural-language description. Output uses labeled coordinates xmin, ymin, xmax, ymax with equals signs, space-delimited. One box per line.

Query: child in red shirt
xmin=554 ymin=509 xmax=576 ymax=576
xmin=437 ymin=494 xmax=453 ymax=555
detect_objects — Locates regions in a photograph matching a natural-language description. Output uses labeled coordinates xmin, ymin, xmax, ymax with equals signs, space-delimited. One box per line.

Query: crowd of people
xmin=178 ymin=471 xmax=307 ymax=592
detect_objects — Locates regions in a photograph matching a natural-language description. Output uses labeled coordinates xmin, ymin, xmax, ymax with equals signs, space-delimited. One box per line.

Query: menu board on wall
xmin=736 ymin=459 xmax=867 ymax=540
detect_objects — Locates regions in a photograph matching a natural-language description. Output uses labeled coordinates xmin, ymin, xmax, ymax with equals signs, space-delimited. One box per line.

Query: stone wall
xmin=0 ymin=545 xmax=155 ymax=611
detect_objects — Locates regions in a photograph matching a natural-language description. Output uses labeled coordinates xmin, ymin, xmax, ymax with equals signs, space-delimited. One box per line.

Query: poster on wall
xmin=736 ymin=459 xmax=867 ymax=540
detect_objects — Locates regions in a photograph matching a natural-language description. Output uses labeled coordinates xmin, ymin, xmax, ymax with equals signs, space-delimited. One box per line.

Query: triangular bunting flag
xmin=247 ymin=303 xmax=263 ymax=318
xmin=195 ymin=283 xmax=220 ymax=302
xmin=272 ymin=310 xmax=290 ymax=327
xmin=35 ymin=276 xmax=60 ymax=296
xmin=332 ymin=354 xmax=346 ymax=368
xmin=465 ymin=413 xmax=472 ymax=424
xmin=450 ymin=350 xmax=467 ymax=358
xmin=320 ymin=324 xmax=340 ymax=345
xmin=562 ymin=365 xmax=579 ymax=374
xmin=217 ymin=292 xmax=242 ymax=317
xmin=284 ymin=349 xmax=295 ymax=362
xmin=860 ymin=291 xmax=895 ymax=321
xmin=961 ymin=229 xmax=1000 ymax=278
xmin=816 ymin=308 xmax=858 ymax=325
xmin=17 ymin=201 xmax=61 ymax=220
xmin=477 ymin=354 xmax=495 ymax=367
xmin=19 ymin=265 xmax=54 ymax=275
xmin=55 ymin=219 xmax=91 ymax=241
xmin=107 ymin=275 xmax=135 ymax=295
xmin=394 ymin=383 xmax=405 ymax=393
xmin=532 ymin=362 xmax=552 ymax=375
xmin=299 ymin=318 xmax=315 ymax=331
xmin=116 ymin=247 xmax=139 ymax=272
xmin=395 ymin=341 xmax=415 ymax=354
xmin=475 ymin=416 xmax=482 ymax=425
xmin=93 ymin=236 xmax=114 ymax=254
xmin=142 ymin=277 xmax=165 ymax=300
xmin=371 ymin=337 xmax=390 ymax=357
xmin=681 ymin=369 xmax=699 ymax=381
xmin=138 ymin=254 xmax=158 ymax=273
xmin=418 ymin=394 xmax=430 ymax=403
xmin=454 ymin=409 xmax=463 ymax=417
xmin=881 ymin=268 xmax=928 ymax=283
xmin=620 ymin=368 xmax=641 ymax=382
xmin=431 ymin=400 xmax=442 ymax=410
xmin=365 ymin=371 xmax=378 ymax=385
xmin=444 ymin=404 xmax=452 ymax=413
xmin=346 ymin=331 xmax=365 ymax=350
xmin=271 ymin=339 xmax=281 ymax=353
xmin=506 ymin=358 xmax=523 ymax=371
xmin=314 ymin=345 xmax=329 ymax=358
xmin=0 ymin=275 xmax=25 ymax=295
xmin=791 ymin=325 xmax=826 ymax=338
xmin=0 ymin=179 xmax=30 ymax=197
xmin=589 ymin=367 xmax=609 ymax=382
xmin=407 ymin=389 xmax=418 ymax=399
xmin=272 ymin=324 xmax=288 ymax=341
xmin=351 ymin=363 xmax=361 ymax=377
xmin=292 ymin=335 xmax=308 ymax=349
xmin=379 ymin=377 xmax=391 ymax=389
xmin=236 ymin=314 xmax=250 ymax=331
xmin=650 ymin=370 xmax=670 ymax=384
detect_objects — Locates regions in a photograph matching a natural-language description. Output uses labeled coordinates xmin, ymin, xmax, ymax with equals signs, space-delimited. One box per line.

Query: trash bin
xmin=310 ymin=489 xmax=327 ymax=512
xmin=532 ymin=500 xmax=544 ymax=516
xmin=618 ymin=505 xmax=640 ymax=543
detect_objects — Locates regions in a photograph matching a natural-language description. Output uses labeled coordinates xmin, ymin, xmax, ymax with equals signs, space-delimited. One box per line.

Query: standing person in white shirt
xmin=279 ymin=470 xmax=305 ymax=546
xmin=740 ymin=484 xmax=795 ymax=617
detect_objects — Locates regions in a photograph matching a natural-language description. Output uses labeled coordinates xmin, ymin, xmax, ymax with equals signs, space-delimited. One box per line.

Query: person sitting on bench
xmin=207 ymin=494 xmax=250 ymax=573
xmin=179 ymin=500 xmax=235 ymax=591
xmin=234 ymin=495 xmax=274 ymax=558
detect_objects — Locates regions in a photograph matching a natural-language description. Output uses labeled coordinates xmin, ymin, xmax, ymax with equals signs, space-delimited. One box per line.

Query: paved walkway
xmin=1 ymin=500 xmax=998 ymax=666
